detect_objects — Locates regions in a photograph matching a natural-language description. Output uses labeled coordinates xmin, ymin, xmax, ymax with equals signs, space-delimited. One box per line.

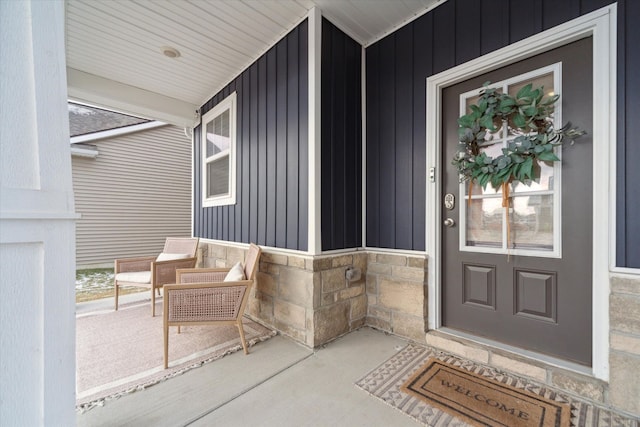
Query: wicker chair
xmin=163 ymin=243 xmax=262 ymax=369
xmin=114 ymin=237 xmax=199 ymax=316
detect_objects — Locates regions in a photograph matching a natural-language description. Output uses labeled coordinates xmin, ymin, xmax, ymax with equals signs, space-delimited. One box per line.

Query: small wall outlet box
xmin=345 ymin=267 xmax=361 ymax=282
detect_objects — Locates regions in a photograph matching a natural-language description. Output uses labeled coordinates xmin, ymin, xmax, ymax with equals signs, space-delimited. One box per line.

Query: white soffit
xmin=65 ymin=0 xmax=441 ymax=123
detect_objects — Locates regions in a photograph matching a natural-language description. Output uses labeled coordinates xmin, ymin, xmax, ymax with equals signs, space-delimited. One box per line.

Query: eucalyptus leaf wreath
xmin=452 ymin=82 xmax=585 ymax=192
xmin=452 ymin=82 xmax=585 ymax=256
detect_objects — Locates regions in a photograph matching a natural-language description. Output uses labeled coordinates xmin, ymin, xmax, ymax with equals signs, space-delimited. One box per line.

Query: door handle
xmin=443 ymin=218 xmax=456 ymax=227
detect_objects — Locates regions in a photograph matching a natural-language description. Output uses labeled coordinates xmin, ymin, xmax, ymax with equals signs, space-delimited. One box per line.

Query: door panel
xmin=442 ymin=38 xmax=593 ymax=365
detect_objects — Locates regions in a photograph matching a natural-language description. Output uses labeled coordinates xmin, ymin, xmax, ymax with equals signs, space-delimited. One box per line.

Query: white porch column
xmin=307 ymin=7 xmax=322 ymax=255
xmin=0 ymin=0 xmax=77 ymax=425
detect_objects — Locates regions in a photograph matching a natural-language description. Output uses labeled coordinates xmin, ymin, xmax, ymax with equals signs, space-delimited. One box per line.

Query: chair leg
xmin=114 ymin=282 xmax=119 ymax=311
xmin=163 ymin=319 xmax=169 ymax=369
xmin=151 ymin=287 xmax=156 ymax=317
xmin=237 ymin=320 xmax=249 ymax=355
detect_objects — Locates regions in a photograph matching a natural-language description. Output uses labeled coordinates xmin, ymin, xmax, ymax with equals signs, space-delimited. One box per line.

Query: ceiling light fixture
xmin=161 ymin=46 xmax=181 ymax=58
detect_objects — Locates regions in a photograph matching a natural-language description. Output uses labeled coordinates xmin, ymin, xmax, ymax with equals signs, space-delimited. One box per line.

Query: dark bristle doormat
xmin=401 ymin=358 xmax=570 ymax=427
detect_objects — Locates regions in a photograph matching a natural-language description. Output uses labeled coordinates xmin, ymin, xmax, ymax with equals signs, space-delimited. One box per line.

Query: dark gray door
xmin=442 ymin=38 xmax=593 ymax=365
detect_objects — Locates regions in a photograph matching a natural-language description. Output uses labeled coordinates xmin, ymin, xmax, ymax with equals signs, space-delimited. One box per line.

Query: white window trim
xmin=426 ymin=5 xmax=616 ymax=381
xmin=201 ymin=92 xmax=237 ymax=207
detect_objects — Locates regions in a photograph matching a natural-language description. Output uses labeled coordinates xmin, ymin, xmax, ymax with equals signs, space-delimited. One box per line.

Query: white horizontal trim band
xmin=0 ymin=211 xmax=81 ymax=220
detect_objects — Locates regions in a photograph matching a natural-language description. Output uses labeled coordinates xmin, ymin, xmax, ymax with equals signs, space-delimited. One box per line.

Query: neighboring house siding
xmin=365 ymin=0 xmax=640 ymax=264
xmin=194 ymin=20 xmax=309 ymax=251
xmin=321 ymin=18 xmax=362 ymax=251
xmin=72 ymin=125 xmax=191 ymax=267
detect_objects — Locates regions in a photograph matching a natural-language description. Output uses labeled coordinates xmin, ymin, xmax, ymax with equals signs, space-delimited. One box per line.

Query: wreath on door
xmin=451 ymin=82 xmax=585 ymax=207
xmin=452 ymin=82 xmax=585 ymax=254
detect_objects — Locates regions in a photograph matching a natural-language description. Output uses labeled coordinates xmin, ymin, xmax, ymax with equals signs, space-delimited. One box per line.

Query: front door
xmin=441 ymin=38 xmax=593 ymax=366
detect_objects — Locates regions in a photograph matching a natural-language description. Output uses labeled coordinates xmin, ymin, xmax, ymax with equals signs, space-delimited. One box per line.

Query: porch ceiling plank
xmin=191 ymin=0 xmax=294 ymax=46
xmin=244 ymin=0 xmax=310 ymax=28
xmin=64 ymin=14 xmax=160 ymax=63
xmin=315 ymin=0 xmax=374 ymax=43
xmin=65 ymin=44 xmax=205 ymax=103
xmin=311 ymin=0 xmax=440 ymax=44
xmin=65 ymin=0 xmax=442 ymax=120
xmin=71 ymin=0 xmax=255 ymax=64
xmin=65 ymin=24 xmax=239 ymax=78
xmin=145 ymin=1 xmax=268 ymax=58
xmin=318 ymin=0 xmax=388 ymax=43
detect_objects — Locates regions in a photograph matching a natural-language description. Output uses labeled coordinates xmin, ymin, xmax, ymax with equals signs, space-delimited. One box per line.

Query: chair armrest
xmin=164 ymin=280 xmax=252 ymax=292
xmin=115 ymin=256 xmax=156 ymax=273
xmin=176 ymin=268 xmax=230 ymax=284
xmin=151 ymin=257 xmax=198 ymax=286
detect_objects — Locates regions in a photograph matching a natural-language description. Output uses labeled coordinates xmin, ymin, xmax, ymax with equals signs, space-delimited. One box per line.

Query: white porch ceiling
xmin=65 ymin=0 xmax=443 ymax=126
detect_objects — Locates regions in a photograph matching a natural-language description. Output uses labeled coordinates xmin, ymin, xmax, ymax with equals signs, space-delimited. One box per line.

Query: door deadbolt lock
xmin=444 ymin=193 xmax=455 ymax=210
xmin=443 ymin=218 xmax=456 ymax=227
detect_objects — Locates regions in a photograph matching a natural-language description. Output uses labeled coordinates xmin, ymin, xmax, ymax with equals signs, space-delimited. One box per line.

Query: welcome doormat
xmin=356 ymin=344 xmax=640 ymax=427
xmin=401 ymin=358 xmax=570 ymax=427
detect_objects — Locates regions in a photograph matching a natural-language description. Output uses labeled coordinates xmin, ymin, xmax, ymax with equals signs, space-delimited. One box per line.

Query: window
xmin=459 ymin=64 xmax=562 ymax=258
xmin=202 ymin=92 xmax=237 ymax=207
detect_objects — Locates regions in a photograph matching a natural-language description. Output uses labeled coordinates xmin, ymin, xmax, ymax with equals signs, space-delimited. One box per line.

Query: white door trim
xmin=425 ymin=4 xmax=616 ymax=381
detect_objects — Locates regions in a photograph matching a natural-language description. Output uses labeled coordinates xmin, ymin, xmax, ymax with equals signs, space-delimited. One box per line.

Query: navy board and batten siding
xmin=617 ymin=0 xmax=640 ymax=268
xmin=194 ymin=17 xmax=364 ymax=253
xmin=194 ymin=21 xmax=308 ymax=251
xmin=321 ymin=18 xmax=362 ymax=251
xmin=366 ymin=0 xmax=639 ymax=268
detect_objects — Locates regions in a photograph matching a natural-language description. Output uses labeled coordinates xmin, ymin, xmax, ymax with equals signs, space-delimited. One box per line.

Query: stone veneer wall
xmin=311 ymin=253 xmax=368 ymax=345
xmin=365 ymin=252 xmax=428 ymax=342
xmin=608 ymin=274 xmax=640 ymax=415
xmin=198 ymin=242 xmax=640 ymax=417
xmin=198 ymin=242 xmax=368 ymax=348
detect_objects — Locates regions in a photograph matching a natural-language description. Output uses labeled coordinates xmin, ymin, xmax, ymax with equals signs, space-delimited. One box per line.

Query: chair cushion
xmin=224 ymin=262 xmax=246 ymax=282
xmin=156 ymin=252 xmax=191 ymax=262
xmin=115 ymin=271 xmax=151 ymax=284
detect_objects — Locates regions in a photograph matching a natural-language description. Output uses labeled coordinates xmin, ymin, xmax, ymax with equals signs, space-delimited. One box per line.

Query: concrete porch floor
xmin=76 ymin=294 xmax=640 ymax=427
xmin=76 ymin=294 xmax=420 ymax=427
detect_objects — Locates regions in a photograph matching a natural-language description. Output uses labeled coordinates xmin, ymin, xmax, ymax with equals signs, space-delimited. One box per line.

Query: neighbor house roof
xmin=68 ymin=102 xmax=150 ymax=137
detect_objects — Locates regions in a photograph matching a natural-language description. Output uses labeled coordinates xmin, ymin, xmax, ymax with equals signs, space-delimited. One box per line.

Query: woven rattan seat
xmin=163 ymin=244 xmax=262 ymax=369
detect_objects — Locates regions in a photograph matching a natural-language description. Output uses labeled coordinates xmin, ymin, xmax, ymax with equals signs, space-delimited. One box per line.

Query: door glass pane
xmin=507 ymin=72 xmax=555 ymax=137
xmin=466 ymin=142 xmax=504 ymax=196
xmin=469 ymin=181 xmax=499 ymax=197
xmin=509 ymin=195 xmax=554 ymax=250
xmin=466 ymin=198 xmax=503 ymax=247
xmin=508 ymin=72 xmax=555 ymax=100
xmin=511 ymin=161 xmax=555 ymax=193
xmin=507 ymin=72 xmax=557 ymax=194
xmin=206 ymin=155 xmax=229 ymax=198
xmin=465 ymin=93 xmax=503 ymax=141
